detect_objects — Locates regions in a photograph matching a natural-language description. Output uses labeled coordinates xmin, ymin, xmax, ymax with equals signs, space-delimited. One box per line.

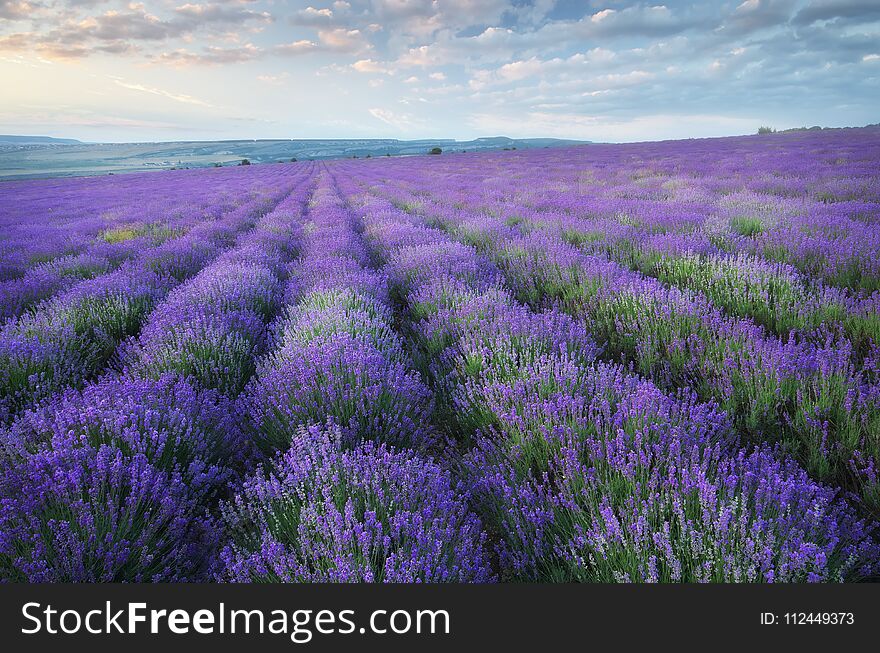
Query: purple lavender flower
xmin=0 ymin=442 xmax=218 ymax=582
xmin=1 ymin=373 xmax=251 ymax=494
xmin=462 ymin=355 xmax=879 ymax=582
xmin=218 ymin=424 xmax=494 ymax=582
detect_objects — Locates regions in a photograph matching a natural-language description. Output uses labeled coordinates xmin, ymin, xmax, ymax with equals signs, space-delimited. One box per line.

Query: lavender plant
xmin=218 ymin=424 xmax=494 ymax=582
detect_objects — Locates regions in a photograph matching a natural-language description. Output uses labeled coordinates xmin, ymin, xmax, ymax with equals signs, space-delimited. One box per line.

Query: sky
xmin=0 ymin=0 xmax=878 ymax=143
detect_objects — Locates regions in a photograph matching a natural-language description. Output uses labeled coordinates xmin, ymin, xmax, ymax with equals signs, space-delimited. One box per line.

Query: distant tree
xmin=365 ymin=154 xmax=372 ymax=158
xmin=385 ymin=153 xmax=391 ymax=157
xmin=290 ymin=157 xmax=297 ymax=162
xmin=240 ymin=159 xmax=251 ymax=166
xmin=429 ymin=147 xmax=442 ymax=155
xmin=757 ymin=126 xmax=776 ymax=135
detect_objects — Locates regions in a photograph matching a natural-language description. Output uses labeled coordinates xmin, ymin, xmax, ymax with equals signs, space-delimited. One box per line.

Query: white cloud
xmin=2 ymin=0 xmax=876 ymax=143
xmin=156 ymin=43 xmax=262 ymax=65
xmin=351 ymin=58 xmax=391 ymax=73
xmin=291 ymin=6 xmax=336 ymax=26
xmin=317 ymin=28 xmax=370 ymax=52
xmin=368 ymin=107 xmax=421 ymax=131
xmin=113 ymin=79 xmax=214 ymax=107
xmin=274 ymin=40 xmax=317 ymax=56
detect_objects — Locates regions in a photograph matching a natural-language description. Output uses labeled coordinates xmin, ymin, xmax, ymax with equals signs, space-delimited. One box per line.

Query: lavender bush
xmin=2 ymin=129 xmax=879 ymax=583
xmin=218 ymin=424 xmax=494 ymax=582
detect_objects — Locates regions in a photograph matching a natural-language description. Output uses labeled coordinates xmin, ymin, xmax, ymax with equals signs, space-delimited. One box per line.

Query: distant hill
xmin=0 ymin=135 xmax=83 ymax=145
xmin=0 ymin=135 xmax=588 ymax=180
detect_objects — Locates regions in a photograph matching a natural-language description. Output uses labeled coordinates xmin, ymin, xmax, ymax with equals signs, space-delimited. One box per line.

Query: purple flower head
xmin=0 ymin=442 xmax=218 ymax=582
xmin=219 ymin=424 xmax=494 ymax=583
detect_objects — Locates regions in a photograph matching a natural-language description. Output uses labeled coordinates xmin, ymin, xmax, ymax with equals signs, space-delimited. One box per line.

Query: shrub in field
xmin=385 ymin=242 xmax=504 ymax=295
xmin=0 ymin=268 xmax=168 ymax=422
xmin=121 ymin=262 xmax=282 ymax=396
xmin=276 ymin=289 xmax=406 ymax=363
xmin=413 ymin=286 xmax=599 ymax=441
xmin=122 ymin=307 xmax=266 ymax=396
xmin=730 ymin=216 xmax=765 ymax=237
xmin=218 ymin=425 xmax=493 ymax=582
xmin=1 ymin=373 xmax=251 ymax=494
xmin=0 ymin=253 xmax=114 ymax=321
xmin=288 ymin=256 xmax=390 ymax=306
xmin=143 ymin=237 xmax=221 ymax=281
xmin=0 ymin=443 xmax=217 ymax=582
xmin=243 ymin=331 xmax=434 ymax=455
xmin=463 ymin=356 xmax=880 ymax=582
xmin=475 ymin=230 xmax=880 ymax=512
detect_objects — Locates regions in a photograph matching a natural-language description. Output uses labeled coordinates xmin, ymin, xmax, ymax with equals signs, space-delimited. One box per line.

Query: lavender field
xmin=1 ymin=127 xmax=879 ymax=583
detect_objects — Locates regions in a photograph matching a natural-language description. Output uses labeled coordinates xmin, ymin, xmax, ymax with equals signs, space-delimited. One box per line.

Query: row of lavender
xmin=0 ymin=168 xmax=497 ymax=582
xmin=219 ymin=171 xmax=492 ymax=581
xmin=0 ymin=164 xmax=316 ymax=424
xmin=356 ymin=129 xmax=879 ymax=352
xmin=364 ymin=176 xmax=880 ymax=516
xmin=377 ymin=159 xmax=880 ymax=364
xmin=330 ymin=171 xmax=878 ymax=581
xmin=0 ymin=165 xmax=297 ymax=320
xmin=0 ymin=127 xmax=878 ymax=582
xmin=333 ymin=130 xmax=880 ymax=520
xmin=0 ymin=167 xmax=316 ymax=579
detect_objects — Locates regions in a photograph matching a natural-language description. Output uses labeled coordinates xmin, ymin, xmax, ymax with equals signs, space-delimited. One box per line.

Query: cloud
xmin=172 ymin=3 xmax=273 ymax=29
xmin=372 ymin=0 xmax=510 ymax=38
xmin=317 ymin=28 xmax=370 ymax=52
xmin=720 ymin=0 xmax=797 ymax=36
xmin=156 ymin=43 xmax=262 ymax=65
xmin=394 ymin=27 xmax=520 ymax=67
xmin=391 ymin=5 xmax=706 ymax=70
xmin=467 ymin=111 xmax=760 ymax=142
xmin=0 ymin=1 xmax=272 ymax=59
xmin=113 ymin=79 xmax=214 ymax=107
xmin=273 ymin=39 xmax=317 ymax=56
xmin=0 ymin=0 xmax=41 ymax=20
xmin=495 ymin=57 xmax=546 ymax=83
xmin=351 ymin=58 xmax=391 ymax=73
xmin=0 ymin=110 xmax=199 ymax=132
xmin=368 ymin=107 xmax=421 ymax=130
xmin=468 ymin=49 xmax=620 ymax=89
xmin=290 ymin=5 xmax=337 ymax=26
xmin=793 ymin=0 xmax=880 ymax=26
